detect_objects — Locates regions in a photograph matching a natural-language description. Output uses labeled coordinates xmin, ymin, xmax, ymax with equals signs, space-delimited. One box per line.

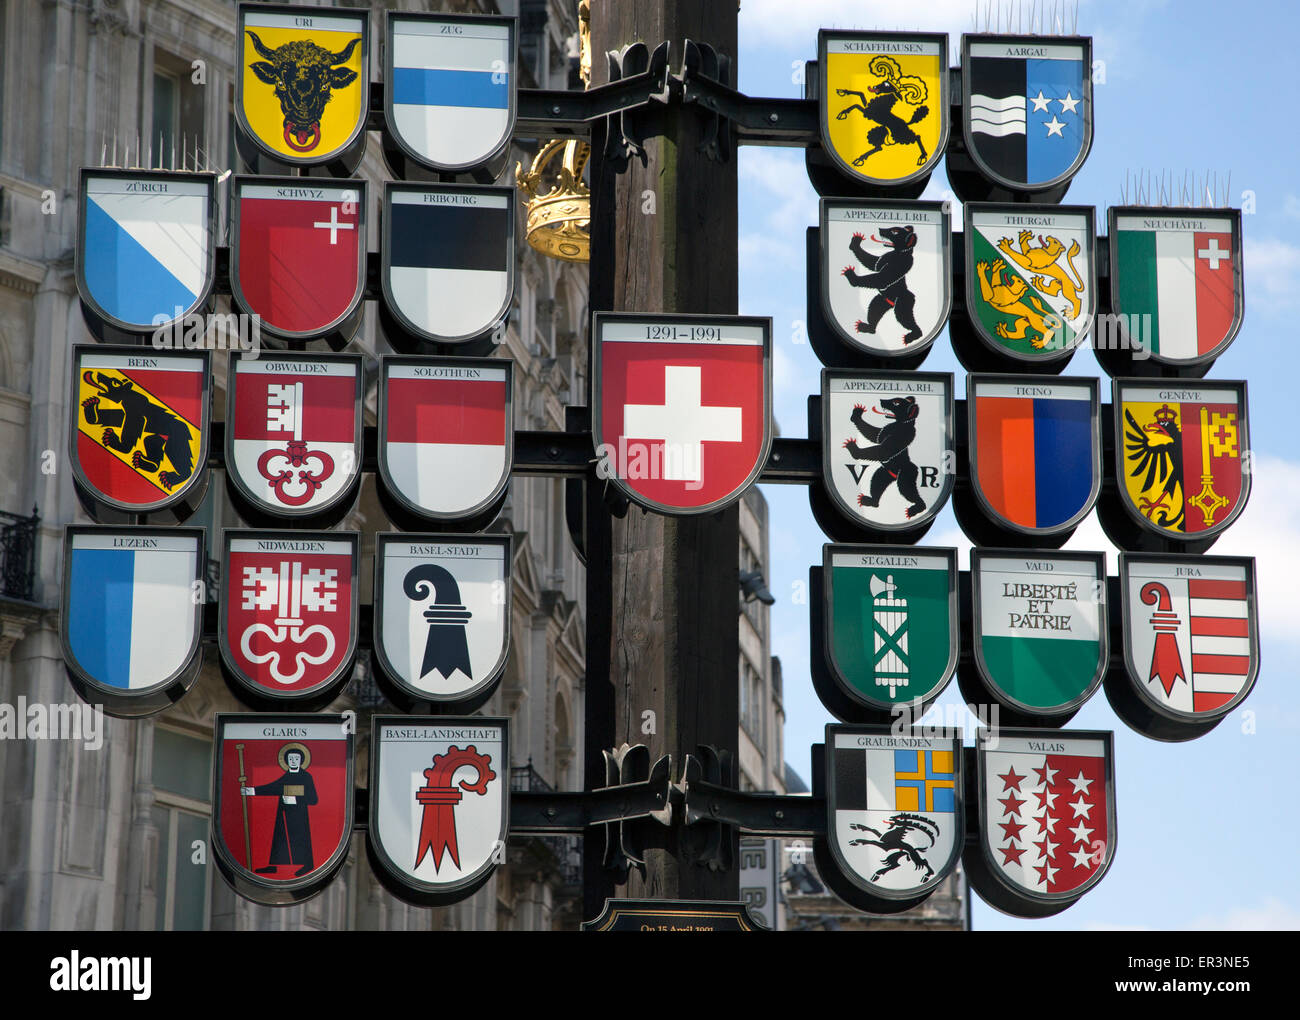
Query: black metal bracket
xmin=509 ymin=751 xmax=674 ymax=835
xmin=682 ymin=779 xmax=825 ymax=838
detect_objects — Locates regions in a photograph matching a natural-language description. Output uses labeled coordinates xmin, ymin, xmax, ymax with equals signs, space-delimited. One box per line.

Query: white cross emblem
xmin=313 ymin=206 xmax=354 ymax=245
xmin=1197 ymin=237 xmax=1228 ymax=271
xmin=622 ymin=365 xmax=743 ymax=483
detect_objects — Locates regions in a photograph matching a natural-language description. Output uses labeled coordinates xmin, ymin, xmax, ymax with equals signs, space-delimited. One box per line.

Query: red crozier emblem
xmin=415 ymin=745 xmax=496 ymax=872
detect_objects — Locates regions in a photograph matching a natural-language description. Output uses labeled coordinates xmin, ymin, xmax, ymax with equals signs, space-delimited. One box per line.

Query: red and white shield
xmin=594 ymin=314 xmax=772 ymax=514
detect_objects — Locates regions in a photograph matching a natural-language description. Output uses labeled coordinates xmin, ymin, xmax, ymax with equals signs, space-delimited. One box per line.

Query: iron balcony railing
xmin=0 ymin=505 xmax=38 ymax=602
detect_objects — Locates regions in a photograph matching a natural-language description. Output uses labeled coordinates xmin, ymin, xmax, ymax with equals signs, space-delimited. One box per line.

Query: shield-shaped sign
xmin=230 ymin=176 xmax=366 ymax=344
xmin=961 ymin=34 xmax=1092 ymax=191
xmin=823 ymin=545 xmax=959 ymax=711
xmin=594 ymin=313 xmax=772 ymax=515
xmin=226 ymin=352 xmax=362 ymax=523
xmin=819 ymin=199 xmax=951 ymax=355
xmin=218 ymin=530 xmax=359 ymax=708
xmin=970 ymin=549 xmax=1107 ymax=719
xmin=235 ymin=3 xmax=368 ymax=168
xmin=75 ymin=169 xmax=216 ymax=341
xmin=381 ymin=183 xmax=515 ymax=344
xmin=817 ymin=31 xmax=949 ymax=188
xmin=70 ymin=345 xmax=210 ymax=518
xmin=367 ymin=716 xmax=509 ymax=905
xmin=965 ymin=728 xmax=1115 ymax=917
xmin=61 ymin=526 xmax=204 ymax=717
xmin=1114 ymin=379 xmax=1250 ymax=541
xmin=967 ymin=374 xmax=1100 ymax=536
xmin=372 ymin=534 xmax=511 ymax=709
xmin=384 ymin=12 xmax=517 ymax=173
xmin=1109 ymin=208 xmax=1244 ymax=366
xmin=965 ymin=203 xmax=1095 ymax=361
xmin=377 ymin=357 xmax=513 ymax=525
xmin=212 ymin=714 xmax=354 ymax=905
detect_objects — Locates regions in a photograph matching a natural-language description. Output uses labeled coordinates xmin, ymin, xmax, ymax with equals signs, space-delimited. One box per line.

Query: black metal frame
xmin=0 ymin=506 xmax=39 ymax=603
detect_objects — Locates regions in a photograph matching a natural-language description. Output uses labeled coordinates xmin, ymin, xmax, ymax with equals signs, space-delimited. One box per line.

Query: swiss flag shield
xmin=594 ymin=314 xmax=772 ymax=514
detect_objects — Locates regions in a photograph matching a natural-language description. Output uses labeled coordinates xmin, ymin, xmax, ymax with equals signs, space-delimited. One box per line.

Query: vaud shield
xmin=225 ymin=351 xmax=363 ymax=526
xmin=212 ymin=714 xmax=355 ymax=905
xmin=372 ymin=534 xmax=511 ymax=711
xmin=218 ymin=530 xmax=359 ymax=709
xmin=61 ymin=526 xmax=204 ymax=718
xmin=593 ymin=313 xmax=772 ymax=515
xmin=367 ymin=716 xmax=509 ymax=906
xmin=817 ymin=31 xmax=949 ymax=188
xmin=76 ymin=168 xmax=216 ymax=343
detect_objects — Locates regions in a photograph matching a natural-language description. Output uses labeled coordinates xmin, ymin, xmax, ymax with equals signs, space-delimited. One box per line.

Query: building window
xmin=151 ymin=49 xmax=206 ymax=169
xmin=151 ymin=727 xmax=213 ymax=931
xmin=740 ymin=659 xmax=764 ymax=751
xmin=152 ymin=70 xmax=180 ymax=164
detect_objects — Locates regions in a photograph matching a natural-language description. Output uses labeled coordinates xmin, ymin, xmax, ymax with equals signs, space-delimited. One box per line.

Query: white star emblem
xmin=1036 ymin=837 xmax=1059 ymax=861
xmin=1070 ymin=845 xmax=1096 ymax=870
xmin=1068 ymin=820 xmax=1094 ymax=845
xmin=1069 ymin=795 xmax=1093 ymax=819
xmin=1030 ymin=90 xmax=1051 ymax=112
xmin=1039 ymin=861 xmax=1060 ymax=884
xmin=1058 ymin=91 xmax=1081 ymax=114
xmin=1044 ymin=115 xmax=1066 ymax=137
xmin=1067 ymin=771 xmax=1094 ymax=795
xmin=1040 ymin=788 xmax=1059 ymax=810
xmin=1039 ymin=813 xmax=1059 ymax=834
xmin=1039 ymin=764 xmax=1058 ymax=786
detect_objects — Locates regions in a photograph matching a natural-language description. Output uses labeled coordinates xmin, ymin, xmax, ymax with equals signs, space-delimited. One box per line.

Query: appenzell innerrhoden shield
xmin=594 ymin=314 xmax=772 ymax=514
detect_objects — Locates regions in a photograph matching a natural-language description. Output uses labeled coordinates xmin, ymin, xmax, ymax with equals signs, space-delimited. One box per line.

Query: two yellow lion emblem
xmin=975 ymin=230 xmax=1086 ymax=349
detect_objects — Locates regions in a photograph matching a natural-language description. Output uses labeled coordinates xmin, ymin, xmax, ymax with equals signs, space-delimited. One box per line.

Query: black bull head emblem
xmin=246 ymin=31 xmax=361 ymax=153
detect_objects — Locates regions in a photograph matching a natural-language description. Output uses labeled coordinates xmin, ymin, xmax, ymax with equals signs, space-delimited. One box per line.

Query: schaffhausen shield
xmin=212 ymin=714 xmax=354 ymax=905
xmin=218 ymin=530 xmax=359 ymax=709
xmin=964 ymin=728 xmax=1116 ymax=918
xmin=61 ymin=526 xmax=204 ymax=718
xmin=372 ymin=534 xmax=511 ymax=711
xmin=381 ymin=183 xmax=515 ymax=344
xmin=821 ymin=370 xmax=954 ymax=531
xmin=368 ymin=716 xmax=509 ymax=906
xmin=594 ymin=313 xmax=772 ymax=515
xmin=75 ymin=169 xmax=216 ymax=343
xmin=817 ymin=31 xmax=949 ymax=188
xmin=819 ymin=199 xmax=951 ymax=356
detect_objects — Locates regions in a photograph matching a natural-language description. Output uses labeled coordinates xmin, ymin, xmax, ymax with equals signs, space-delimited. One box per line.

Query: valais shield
xmin=594 ymin=313 xmax=772 ymax=515
xmin=212 ymin=714 xmax=354 ymax=905
xmin=368 ymin=716 xmax=509 ymax=905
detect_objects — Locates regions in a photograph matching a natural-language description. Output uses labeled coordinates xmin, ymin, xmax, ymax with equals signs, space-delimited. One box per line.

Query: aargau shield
xmin=212 ymin=714 xmax=354 ymax=905
xmin=368 ymin=716 xmax=509 ymax=905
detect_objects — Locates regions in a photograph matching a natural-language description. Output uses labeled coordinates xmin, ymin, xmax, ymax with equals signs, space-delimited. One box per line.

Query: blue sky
xmin=735 ymin=0 xmax=1300 ymax=930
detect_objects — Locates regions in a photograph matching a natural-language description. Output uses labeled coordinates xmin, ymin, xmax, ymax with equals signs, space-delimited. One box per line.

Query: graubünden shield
xmin=226 ymin=352 xmax=362 ymax=521
xmin=1109 ymin=208 xmax=1244 ymax=366
xmin=962 ymin=35 xmax=1092 ymax=191
xmin=230 ymin=177 xmax=366 ymax=344
xmin=70 ymin=346 xmax=210 ymax=518
xmin=76 ymin=169 xmax=216 ymax=341
xmin=965 ymin=204 xmax=1095 ymax=361
xmin=212 ymin=714 xmax=354 ymax=905
xmin=218 ymin=531 xmax=359 ymax=708
xmin=381 ymin=183 xmax=515 ymax=344
xmin=61 ymin=527 xmax=204 ymax=717
xmin=820 ymin=199 xmax=951 ymax=355
xmin=1114 ymin=379 xmax=1250 ymax=541
xmin=368 ymin=716 xmax=509 ymax=905
xmin=372 ymin=534 xmax=511 ymax=708
xmin=823 ymin=545 xmax=958 ymax=711
xmin=818 ymin=31 xmax=949 ymax=188
xmin=594 ymin=313 xmax=772 ymax=515
xmin=821 ymin=370 xmax=954 ymax=531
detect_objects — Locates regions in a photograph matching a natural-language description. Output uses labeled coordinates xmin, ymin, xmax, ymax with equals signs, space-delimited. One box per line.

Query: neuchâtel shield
xmin=372 ymin=534 xmax=511 ymax=710
xmin=821 ymin=370 xmax=954 ymax=530
xmin=61 ymin=526 xmax=204 ymax=718
xmin=212 ymin=714 xmax=354 ymax=905
xmin=818 ymin=31 xmax=949 ymax=187
xmin=367 ymin=716 xmax=509 ymax=905
xmin=819 ymin=199 xmax=951 ymax=355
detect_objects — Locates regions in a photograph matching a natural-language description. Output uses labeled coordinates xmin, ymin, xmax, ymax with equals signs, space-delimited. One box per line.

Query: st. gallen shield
xmin=367 ymin=716 xmax=509 ymax=906
xmin=70 ymin=345 xmax=210 ymax=520
xmin=235 ymin=3 xmax=368 ymax=169
xmin=218 ymin=531 xmax=359 ymax=709
xmin=965 ymin=203 xmax=1095 ymax=362
xmin=818 ymin=31 xmax=949 ymax=188
xmin=1109 ymin=207 xmax=1244 ymax=367
xmin=61 ymin=526 xmax=204 ymax=718
xmin=821 ymin=370 xmax=954 ymax=531
xmin=823 ymin=545 xmax=958 ymax=712
xmin=594 ymin=313 xmax=772 ymax=515
xmin=75 ymin=169 xmax=216 ymax=342
xmin=965 ymin=728 xmax=1115 ymax=917
xmin=962 ymin=35 xmax=1092 ymax=191
xmin=372 ymin=534 xmax=511 ymax=711
xmin=384 ymin=12 xmax=517 ymax=174
xmin=212 ymin=714 xmax=354 ymax=905
xmin=819 ymin=199 xmax=951 ymax=356
xmin=225 ymin=352 xmax=363 ymax=525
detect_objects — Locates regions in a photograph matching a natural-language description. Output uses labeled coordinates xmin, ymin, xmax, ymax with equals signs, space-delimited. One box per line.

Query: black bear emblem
xmin=81 ymin=371 xmax=195 ymax=491
xmin=841 ymin=224 xmax=924 ymax=344
xmin=843 ymin=395 xmax=926 ymax=520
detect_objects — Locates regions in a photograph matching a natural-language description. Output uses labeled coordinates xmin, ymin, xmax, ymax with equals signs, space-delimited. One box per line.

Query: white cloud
xmin=738 ymin=147 xmax=818 ymax=239
xmin=1186 ymin=898 xmax=1300 ymax=931
xmin=1282 ymin=194 xmax=1300 ymax=220
xmin=1244 ymin=237 xmax=1300 ymax=310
